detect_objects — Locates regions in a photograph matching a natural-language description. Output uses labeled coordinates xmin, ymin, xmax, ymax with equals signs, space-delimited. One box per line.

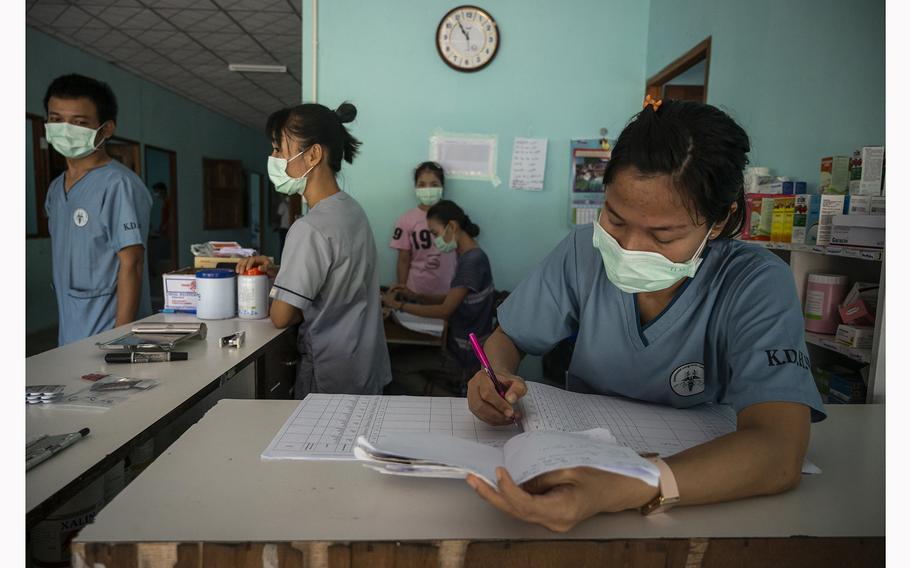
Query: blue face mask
xmin=268 ymin=150 xmax=315 ymax=195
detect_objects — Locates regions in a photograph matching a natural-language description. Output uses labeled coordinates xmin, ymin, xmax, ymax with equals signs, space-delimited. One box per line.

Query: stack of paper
xmin=392 ymin=311 xmax=445 ymax=337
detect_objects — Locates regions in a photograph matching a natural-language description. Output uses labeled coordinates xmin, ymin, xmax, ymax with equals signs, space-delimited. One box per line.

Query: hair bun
xmin=335 ymin=102 xmax=357 ymax=124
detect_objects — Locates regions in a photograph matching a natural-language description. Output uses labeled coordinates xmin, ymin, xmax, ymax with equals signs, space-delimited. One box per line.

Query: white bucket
xmin=195 ymin=269 xmax=237 ymax=320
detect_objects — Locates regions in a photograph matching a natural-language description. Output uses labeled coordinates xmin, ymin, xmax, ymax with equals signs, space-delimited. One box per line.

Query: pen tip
xmin=79 ymin=428 xmax=90 ymax=436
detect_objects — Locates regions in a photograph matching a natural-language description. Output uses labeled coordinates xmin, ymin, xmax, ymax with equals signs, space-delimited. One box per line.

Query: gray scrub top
xmin=270 ymin=191 xmax=392 ymax=396
xmin=498 ymin=225 xmax=826 ymax=422
xmin=45 ymin=160 xmax=152 ymax=346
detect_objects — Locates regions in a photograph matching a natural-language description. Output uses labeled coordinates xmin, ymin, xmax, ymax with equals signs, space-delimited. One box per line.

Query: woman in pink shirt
xmin=388 ymin=162 xmax=456 ymax=295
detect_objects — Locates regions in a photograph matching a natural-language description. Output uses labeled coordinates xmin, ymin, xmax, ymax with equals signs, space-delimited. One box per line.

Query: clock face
xmin=436 ymin=6 xmax=499 ymax=72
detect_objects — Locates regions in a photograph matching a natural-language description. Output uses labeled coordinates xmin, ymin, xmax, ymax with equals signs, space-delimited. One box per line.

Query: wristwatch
xmin=640 ymin=454 xmax=680 ymax=515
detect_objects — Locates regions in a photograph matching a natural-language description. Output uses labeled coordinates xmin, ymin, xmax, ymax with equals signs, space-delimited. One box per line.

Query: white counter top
xmin=76 ymin=398 xmax=884 ymax=543
xmin=27 ymin=313 xmax=289 ymax=519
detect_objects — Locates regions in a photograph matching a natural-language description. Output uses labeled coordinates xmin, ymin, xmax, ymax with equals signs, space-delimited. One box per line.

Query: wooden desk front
xmin=74 ymin=398 xmax=884 ymax=567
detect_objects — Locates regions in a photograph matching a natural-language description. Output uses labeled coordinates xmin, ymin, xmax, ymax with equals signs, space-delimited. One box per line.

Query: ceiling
xmin=27 ymin=0 xmax=302 ymax=130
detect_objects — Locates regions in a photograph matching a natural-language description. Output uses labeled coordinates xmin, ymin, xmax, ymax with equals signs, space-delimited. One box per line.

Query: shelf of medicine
xmin=747 ymin=241 xmax=883 ymax=261
xmin=804 ymin=331 xmax=872 ymax=364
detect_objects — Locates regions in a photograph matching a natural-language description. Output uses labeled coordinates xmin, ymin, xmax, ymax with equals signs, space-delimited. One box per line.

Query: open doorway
xmin=646 ymin=37 xmax=711 ymax=103
xmin=145 ymin=146 xmax=178 ymax=311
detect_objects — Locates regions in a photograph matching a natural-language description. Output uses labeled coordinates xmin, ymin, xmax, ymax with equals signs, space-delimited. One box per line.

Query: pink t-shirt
xmin=389 ymin=207 xmax=457 ymax=296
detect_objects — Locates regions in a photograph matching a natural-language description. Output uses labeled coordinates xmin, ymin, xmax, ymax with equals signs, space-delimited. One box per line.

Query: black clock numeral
xmin=443 ymin=34 xmax=447 ymax=40
xmin=485 ymin=48 xmax=490 ymax=54
xmin=486 ymin=24 xmax=492 ymax=31
xmin=446 ymin=22 xmax=452 ymax=28
xmin=466 ymin=11 xmax=473 ymax=19
xmin=445 ymin=46 xmax=450 ymax=52
xmin=475 ymin=57 xmax=481 ymax=63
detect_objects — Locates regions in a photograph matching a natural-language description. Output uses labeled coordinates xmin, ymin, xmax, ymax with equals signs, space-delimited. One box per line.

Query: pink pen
xmin=468 ymin=332 xmax=507 ymax=399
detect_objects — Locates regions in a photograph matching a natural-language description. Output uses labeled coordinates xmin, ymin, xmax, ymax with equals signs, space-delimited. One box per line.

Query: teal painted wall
xmin=647 ymin=0 xmax=885 ymax=190
xmin=26 ymin=28 xmax=272 ymax=334
xmin=302 ymin=0 xmax=651 ymax=291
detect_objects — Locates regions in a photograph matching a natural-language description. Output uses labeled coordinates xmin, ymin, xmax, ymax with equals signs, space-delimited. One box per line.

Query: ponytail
xmin=427 ymin=200 xmax=480 ymax=237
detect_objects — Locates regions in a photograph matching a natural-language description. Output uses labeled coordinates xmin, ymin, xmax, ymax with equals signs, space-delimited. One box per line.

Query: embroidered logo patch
xmin=73 ymin=208 xmax=89 ymax=227
xmin=670 ymin=363 xmax=705 ymax=396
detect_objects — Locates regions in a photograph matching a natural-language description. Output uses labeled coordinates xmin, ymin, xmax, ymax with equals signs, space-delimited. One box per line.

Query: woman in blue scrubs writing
xmin=465 ymin=97 xmax=825 ymax=532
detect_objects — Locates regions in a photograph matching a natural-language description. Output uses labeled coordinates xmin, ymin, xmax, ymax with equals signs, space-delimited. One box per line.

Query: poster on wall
xmin=569 ymin=139 xmax=612 ymax=226
xmin=429 ymin=131 xmax=501 ymax=186
xmin=509 ymin=137 xmax=548 ymax=191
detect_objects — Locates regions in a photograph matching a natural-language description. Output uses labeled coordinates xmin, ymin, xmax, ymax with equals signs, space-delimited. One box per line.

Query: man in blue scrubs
xmin=43 ymin=74 xmax=152 ymax=345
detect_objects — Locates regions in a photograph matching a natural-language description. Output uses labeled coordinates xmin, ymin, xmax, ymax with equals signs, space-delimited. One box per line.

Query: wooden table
xmin=26 ymin=313 xmax=291 ymax=529
xmin=73 ymin=398 xmax=884 ymax=567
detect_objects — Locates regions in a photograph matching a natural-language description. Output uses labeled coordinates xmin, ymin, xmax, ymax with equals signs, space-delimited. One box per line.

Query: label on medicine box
xmin=835 ymin=324 xmax=874 ymax=349
xmin=163 ymin=268 xmax=199 ymax=310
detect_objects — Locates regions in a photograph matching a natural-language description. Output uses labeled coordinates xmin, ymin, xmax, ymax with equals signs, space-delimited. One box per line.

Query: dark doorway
xmin=646 ymin=37 xmax=711 ymax=103
xmin=144 ymin=146 xmax=178 ymax=311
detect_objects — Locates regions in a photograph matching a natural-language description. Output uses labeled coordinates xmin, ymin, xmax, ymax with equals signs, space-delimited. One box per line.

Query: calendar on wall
xmin=569 ymin=139 xmax=612 ymax=226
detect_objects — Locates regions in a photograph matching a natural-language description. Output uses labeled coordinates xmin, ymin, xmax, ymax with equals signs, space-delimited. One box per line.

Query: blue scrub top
xmin=497 ymin=226 xmax=826 ymax=422
xmin=45 ymin=160 xmax=153 ymax=346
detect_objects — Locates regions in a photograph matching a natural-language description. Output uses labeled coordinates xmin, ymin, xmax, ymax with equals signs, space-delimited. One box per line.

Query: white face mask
xmin=45 ymin=121 xmax=107 ymax=159
xmin=592 ymin=218 xmax=713 ymax=294
xmin=268 ymin=151 xmax=315 ymax=196
xmin=416 ymin=186 xmax=443 ymax=206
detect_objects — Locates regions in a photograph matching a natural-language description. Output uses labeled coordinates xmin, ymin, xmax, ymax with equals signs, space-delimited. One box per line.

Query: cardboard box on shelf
xmin=830 ymin=214 xmax=884 ymax=248
xmin=816 ymin=195 xmax=849 ymax=246
xmin=820 ymin=156 xmax=850 ymax=194
xmin=848 ymin=146 xmax=884 ymax=196
xmin=792 ymin=194 xmax=821 ymax=245
xmin=835 ymin=324 xmax=874 ymax=349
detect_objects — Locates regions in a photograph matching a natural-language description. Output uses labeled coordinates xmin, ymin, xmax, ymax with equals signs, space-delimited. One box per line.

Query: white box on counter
xmin=830 ymin=214 xmax=885 ymax=248
xmin=163 ymin=267 xmax=198 ymax=312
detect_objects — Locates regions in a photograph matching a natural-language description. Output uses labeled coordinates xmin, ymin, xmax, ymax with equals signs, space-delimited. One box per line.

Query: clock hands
xmin=456 ymin=18 xmax=470 ymax=43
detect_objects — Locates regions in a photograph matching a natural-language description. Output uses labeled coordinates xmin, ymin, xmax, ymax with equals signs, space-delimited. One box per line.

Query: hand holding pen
xmin=467 ymin=332 xmax=528 ymax=426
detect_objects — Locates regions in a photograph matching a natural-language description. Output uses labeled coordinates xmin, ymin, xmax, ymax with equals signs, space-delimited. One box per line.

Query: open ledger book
xmin=262 ymin=381 xmax=819 ymax=484
xmin=354 ymin=428 xmax=661 ymax=488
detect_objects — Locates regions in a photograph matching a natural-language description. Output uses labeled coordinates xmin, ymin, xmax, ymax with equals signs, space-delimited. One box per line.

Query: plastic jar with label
xmin=804 ymin=273 xmax=848 ymax=334
xmin=238 ymin=268 xmax=269 ymax=320
xmin=195 ymin=269 xmax=237 ymax=320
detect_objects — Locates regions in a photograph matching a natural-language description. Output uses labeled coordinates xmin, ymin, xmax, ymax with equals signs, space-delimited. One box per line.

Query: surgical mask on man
xmin=45 ymin=122 xmax=108 ymax=159
xmin=434 ymin=224 xmax=457 ymax=253
xmin=416 ymin=186 xmax=443 ymax=206
xmin=268 ymin=151 xmax=315 ymax=195
xmin=592 ymin=218 xmax=713 ymax=294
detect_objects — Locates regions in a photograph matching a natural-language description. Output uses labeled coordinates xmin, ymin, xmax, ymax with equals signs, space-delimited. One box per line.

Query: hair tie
xmin=643 ymin=94 xmax=663 ymax=112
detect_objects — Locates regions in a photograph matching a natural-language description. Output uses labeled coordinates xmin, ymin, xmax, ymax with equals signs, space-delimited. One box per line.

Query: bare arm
xmin=270 ymin=298 xmax=303 ymax=328
xmin=396 ymin=249 xmax=411 ymax=286
xmin=115 ymin=245 xmax=144 ymax=327
xmin=383 ymin=287 xmax=469 ymax=320
xmin=468 ymin=401 xmax=811 ymax=533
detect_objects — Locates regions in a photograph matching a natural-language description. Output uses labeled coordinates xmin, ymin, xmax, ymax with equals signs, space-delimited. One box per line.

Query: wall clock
xmin=436 ymin=6 xmax=500 ymax=72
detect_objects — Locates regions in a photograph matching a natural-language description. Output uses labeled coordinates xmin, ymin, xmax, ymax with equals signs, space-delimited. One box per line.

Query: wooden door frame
xmin=144 ymin=145 xmax=179 ymax=272
xmin=26 ymin=113 xmax=50 ymax=238
xmin=108 ymin=135 xmax=142 ymax=176
xmin=646 ymin=37 xmax=711 ymax=102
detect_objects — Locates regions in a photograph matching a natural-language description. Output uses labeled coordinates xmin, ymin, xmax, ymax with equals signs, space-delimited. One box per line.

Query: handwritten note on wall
xmin=509 ymin=137 xmax=548 ymax=191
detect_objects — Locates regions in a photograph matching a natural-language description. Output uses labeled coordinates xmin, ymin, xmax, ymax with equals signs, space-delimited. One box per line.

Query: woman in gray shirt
xmin=237 ymin=102 xmax=391 ymax=397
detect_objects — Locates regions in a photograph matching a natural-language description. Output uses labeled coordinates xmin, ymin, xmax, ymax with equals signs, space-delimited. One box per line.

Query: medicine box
xmin=162 ymin=267 xmax=198 ymax=312
xmin=848 ymin=146 xmax=884 ymax=196
xmin=792 ymin=194 xmax=821 ymax=245
xmin=820 ymin=156 xmax=850 ymax=194
xmin=816 ymin=195 xmax=848 ymax=246
xmin=835 ymin=324 xmax=874 ymax=349
xmin=830 ymin=214 xmax=884 ymax=248
xmin=771 ymin=196 xmax=795 ymax=243
xmin=870 ymin=196 xmax=885 ymax=215
xmin=838 ymin=281 xmax=879 ymax=325
xmin=742 ymin=193 xmax=777 ymax=240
